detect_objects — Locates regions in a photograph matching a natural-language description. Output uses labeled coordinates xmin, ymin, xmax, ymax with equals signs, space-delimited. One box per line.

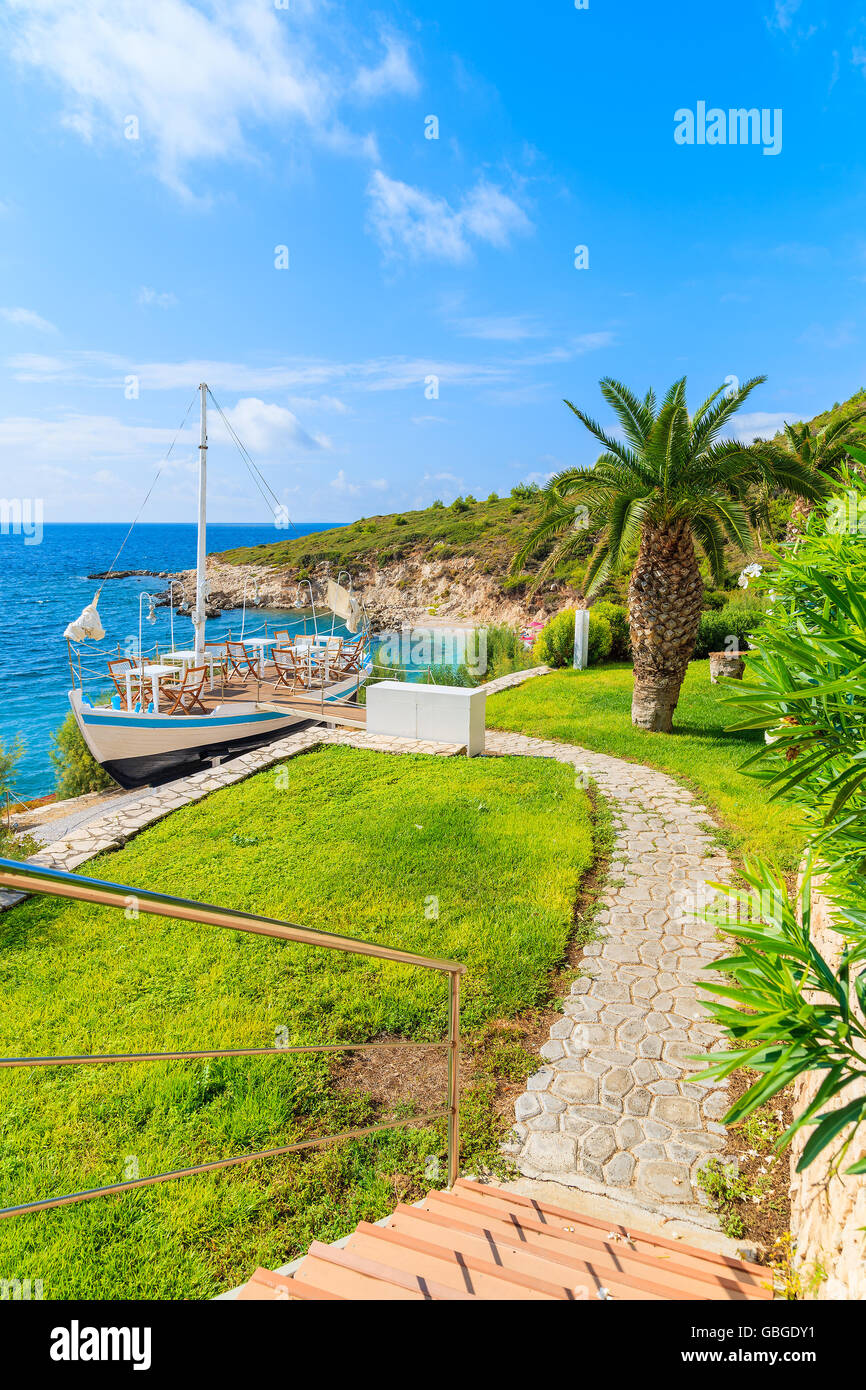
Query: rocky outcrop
xmin=161 ymin=555 xmax=574 ymax=631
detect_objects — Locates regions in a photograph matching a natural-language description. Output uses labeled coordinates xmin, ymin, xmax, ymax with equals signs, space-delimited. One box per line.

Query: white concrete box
xmin=366 ymin=681 xmax=487 ymax=755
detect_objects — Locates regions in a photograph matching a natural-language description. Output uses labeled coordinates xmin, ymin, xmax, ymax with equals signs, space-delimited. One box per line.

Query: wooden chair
xmin=163 ymin=664 xmax=208 ymax=715
xmin=107 ymin=658 xmax=139 ymax=709
xmin=271 ymin=646 xmax=311 ymax=694
xmin=204 ymin=641 xmax=229 ymax=689
xmin=272 ymin=629 xmax=292 ymax=646
xmin=337 ymin=637 xmax=367 ymax=676
xmin=225 ymin=640 xmax=262 ymax=683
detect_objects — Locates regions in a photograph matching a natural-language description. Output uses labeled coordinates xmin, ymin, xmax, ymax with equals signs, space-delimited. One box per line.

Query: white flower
xmin=737 ymin=563 xmax=763 ymax=589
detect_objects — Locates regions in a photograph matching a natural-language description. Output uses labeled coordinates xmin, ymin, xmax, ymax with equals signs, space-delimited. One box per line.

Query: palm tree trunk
xmin=784 ymin=495 xmax=812 ymax=543
xmin=627 ymin=521 xmax=704 ymax=732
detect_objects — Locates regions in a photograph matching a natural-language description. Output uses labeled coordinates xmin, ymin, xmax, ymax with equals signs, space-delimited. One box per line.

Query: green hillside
xmin=216 ymin=389 xmax=866 ymax=585
xmin=216 ymin=489 xmax=546 ymax=576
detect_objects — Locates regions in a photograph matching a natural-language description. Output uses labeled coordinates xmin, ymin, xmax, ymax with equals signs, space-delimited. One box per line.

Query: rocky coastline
xmin=93 ymin=556 xmax=575 ymax=630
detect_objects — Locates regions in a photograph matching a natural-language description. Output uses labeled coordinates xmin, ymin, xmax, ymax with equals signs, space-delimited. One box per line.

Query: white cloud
xmin=6 ymin=349 xmax=516 ymax=394
xmin=769 ymin=0 xmax=802 ymax=31
xmin=0 ymin=411 xmax=193 ymax=463
xmin=4 ymin=0 xmax=356 ymax=196
xmin=366 ymin=170 xmax=531 ymax=264
xmin=213 ymin=397 xmax=328 ymax=454
xmin=354 ymin=33 xmax=418 ymax=101
xmin=0 ymin=306 xmax=58 ymax=332
xmin=288 ymin=394 xmax=349 ymax=414
xmin=731 ymin=411 xmax=803 ymax=442
xmin=329 ymin=471 xmax=389 ymax=495
xmin=461 ymin=181 xmax=531 ymax=249
xmin=138 ymin=286 xmax=177 ymax=308
xmin=329 ymin=469 xmax=360 ymax=496
xmin=573 ymin=331 xmax=616 ymax=353
xmin=454 ymin=314 xmax=545 ymax=342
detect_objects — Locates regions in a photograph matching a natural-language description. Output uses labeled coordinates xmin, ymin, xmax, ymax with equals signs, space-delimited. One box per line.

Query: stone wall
xmin=789 ymin=880 xmax=866 ymax=1299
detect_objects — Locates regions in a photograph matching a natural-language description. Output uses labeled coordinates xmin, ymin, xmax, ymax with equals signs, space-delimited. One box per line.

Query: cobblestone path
xmin=485 ymin=726 xmax=733 ymax=1226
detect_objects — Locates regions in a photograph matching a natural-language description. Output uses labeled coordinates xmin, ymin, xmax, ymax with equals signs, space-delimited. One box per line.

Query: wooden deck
xmin=238 ymin=1179 xmax=774 ymax=1302
xmin=163 ymin=676 xmax=367 ymax=728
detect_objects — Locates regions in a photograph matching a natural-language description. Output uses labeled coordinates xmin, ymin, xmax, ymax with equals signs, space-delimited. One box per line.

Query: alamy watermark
xmin=0 ymin=497 xmax=43 ymax=545
xmin=1 ymin=1277 xmax=44 ymax=1300
xmin=377 ymin=626 xmax=488 ymax=677
xmin=675 ymin=103 xmax=782 ymax=156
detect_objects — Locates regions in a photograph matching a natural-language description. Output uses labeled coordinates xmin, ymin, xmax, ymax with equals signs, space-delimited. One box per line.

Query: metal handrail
xmin=0 ymin=857 xmax=464 ymax=1218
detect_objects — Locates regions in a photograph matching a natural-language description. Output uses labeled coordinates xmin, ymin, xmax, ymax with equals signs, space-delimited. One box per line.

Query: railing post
xmin=447 ymin=968 xmax=460 ymax=1187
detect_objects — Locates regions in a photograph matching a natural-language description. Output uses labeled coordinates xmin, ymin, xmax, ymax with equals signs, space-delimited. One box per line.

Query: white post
xmin=193 ymin=382 xmax=208 ymax=663
xmin=573 ymin=609 xmax=590 ymax=669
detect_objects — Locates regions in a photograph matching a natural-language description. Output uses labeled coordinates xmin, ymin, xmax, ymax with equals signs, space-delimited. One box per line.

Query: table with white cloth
xmin=126 ymin=664 xmax=180 ymax=711
xmin=163 ymin=649 xmax=220 ymax=692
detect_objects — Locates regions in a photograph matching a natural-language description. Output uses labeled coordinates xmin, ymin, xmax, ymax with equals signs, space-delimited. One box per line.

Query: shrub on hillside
xmin=587 ymin=611 xmax=613 ymax=664
xmin=693 ymin=605 xmax=757 ymax=659
xmin=702 ymin=588 xmax=730 ymax=611
xmin=532 ymin=608 xmax=613 ymax=667
xmin=50 ymin=710 xmax=116 ymax=799
xmin=532 ymin=610 xmax=574 ymax=667
xmin=590 ymin=601 xmax=631 ymax=660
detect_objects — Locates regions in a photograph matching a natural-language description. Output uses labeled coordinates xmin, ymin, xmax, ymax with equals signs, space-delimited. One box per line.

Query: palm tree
xmin=513 ymin=376 xmax=824 ymax=732
xmin=761 ymin=414 xmax=866 ymax=541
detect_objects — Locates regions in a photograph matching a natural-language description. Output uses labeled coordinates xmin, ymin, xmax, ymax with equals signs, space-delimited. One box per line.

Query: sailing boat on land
xmin=66 ymin=384 xmax=373 ymax=789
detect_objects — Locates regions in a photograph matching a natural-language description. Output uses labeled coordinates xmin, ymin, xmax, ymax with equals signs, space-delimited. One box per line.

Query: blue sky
xmin=1 ymin=0 xmax=865 ymax=524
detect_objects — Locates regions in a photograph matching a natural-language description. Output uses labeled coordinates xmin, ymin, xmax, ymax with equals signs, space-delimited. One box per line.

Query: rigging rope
xmin=206 ymin=387 xmax=299 ymax=535
xmin=94 ymin=392 xmax=198 ymax=601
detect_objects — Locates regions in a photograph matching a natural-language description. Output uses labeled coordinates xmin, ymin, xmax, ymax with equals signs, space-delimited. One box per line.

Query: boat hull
xmin=69 ymin=671 xmax=368 ymax=790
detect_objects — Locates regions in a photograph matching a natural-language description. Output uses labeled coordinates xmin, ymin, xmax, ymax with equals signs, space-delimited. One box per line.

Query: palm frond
xmin=690 ymin=375 xmax=767 ymax=452
xmin=691 ymin=513 xmax=727 ymax=585
xmin=598 ymin=377 xmax=655 ymax=451
xmin=562 ymin=400 xmax=637 ymax=471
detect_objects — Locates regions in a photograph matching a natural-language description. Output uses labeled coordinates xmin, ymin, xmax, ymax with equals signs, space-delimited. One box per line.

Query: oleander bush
xmin=698 ymin=462 xmax=866 ymax=1173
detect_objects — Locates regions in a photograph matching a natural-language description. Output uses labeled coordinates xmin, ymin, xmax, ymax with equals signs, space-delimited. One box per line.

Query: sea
xmin=0 ymin=522 xmax=352 ymax=801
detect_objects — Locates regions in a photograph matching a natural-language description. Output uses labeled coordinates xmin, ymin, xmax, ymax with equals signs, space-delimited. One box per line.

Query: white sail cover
xmin=64 ymin=597 xmax=105 ymax=642
xmin=326 ymin=578 xmax=361 ymax=634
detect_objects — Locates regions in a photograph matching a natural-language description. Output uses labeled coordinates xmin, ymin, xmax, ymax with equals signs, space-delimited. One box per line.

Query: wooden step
xmin=237 ymin=1180 xmax=774 ymax=1301
xmin=384 ymin=1206 xmax=661 ymax=1300
xmin=400 ymin=1198 xmax=678 ymax=1300
xmin=347 ymin=1223 xmax=562 ymax=1299
xmin=453 ymin=1180 xmax=773 ymax=1299
xmin=456 ymin=1179 xmax=771 ymax=1291
xmin=295 ymin=1240 xmax=472 ymax=1300
xmin=238 ymin=1267 xmax=343 ymax=1301
xmin=421 ymin=1189 xmax=761 ymax=1301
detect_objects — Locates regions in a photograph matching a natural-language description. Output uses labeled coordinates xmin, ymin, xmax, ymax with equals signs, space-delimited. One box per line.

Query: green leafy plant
xmin=0 ymin=735 xmax=24 ymax=813
xmin=50 ymin=710 xmax=117 ymax=799
xmin=697 ymin=466 xmax=866 ymax=1171
xmin=696 ymin=861 xmax=866 ymax=1175
xmin=693 ymin=604 xmax=757 ymax=659
xmin=591 ymin=601 xmax=631 ymax=660
xmin=587 ymin=610 xmax=612 ymax=664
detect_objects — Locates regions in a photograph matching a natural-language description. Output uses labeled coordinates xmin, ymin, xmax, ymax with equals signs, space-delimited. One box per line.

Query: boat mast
xmin=193 ymin=381 xmax=208 ymax=662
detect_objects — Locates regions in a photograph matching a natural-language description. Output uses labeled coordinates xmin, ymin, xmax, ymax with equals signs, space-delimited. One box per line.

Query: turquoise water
xmin=0 ymin=523 xmax=346 ymax=799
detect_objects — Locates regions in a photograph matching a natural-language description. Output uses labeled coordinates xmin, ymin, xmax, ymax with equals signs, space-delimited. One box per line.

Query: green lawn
xmin=487 ymin=661 xmax=806 ymax=871
xmin=0 ymin=745 xmax=593 ymax=1299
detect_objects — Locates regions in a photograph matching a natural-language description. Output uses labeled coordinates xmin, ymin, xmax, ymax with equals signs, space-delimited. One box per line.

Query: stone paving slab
xmin=486 ymin=728 xmax=732 ymax=1228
